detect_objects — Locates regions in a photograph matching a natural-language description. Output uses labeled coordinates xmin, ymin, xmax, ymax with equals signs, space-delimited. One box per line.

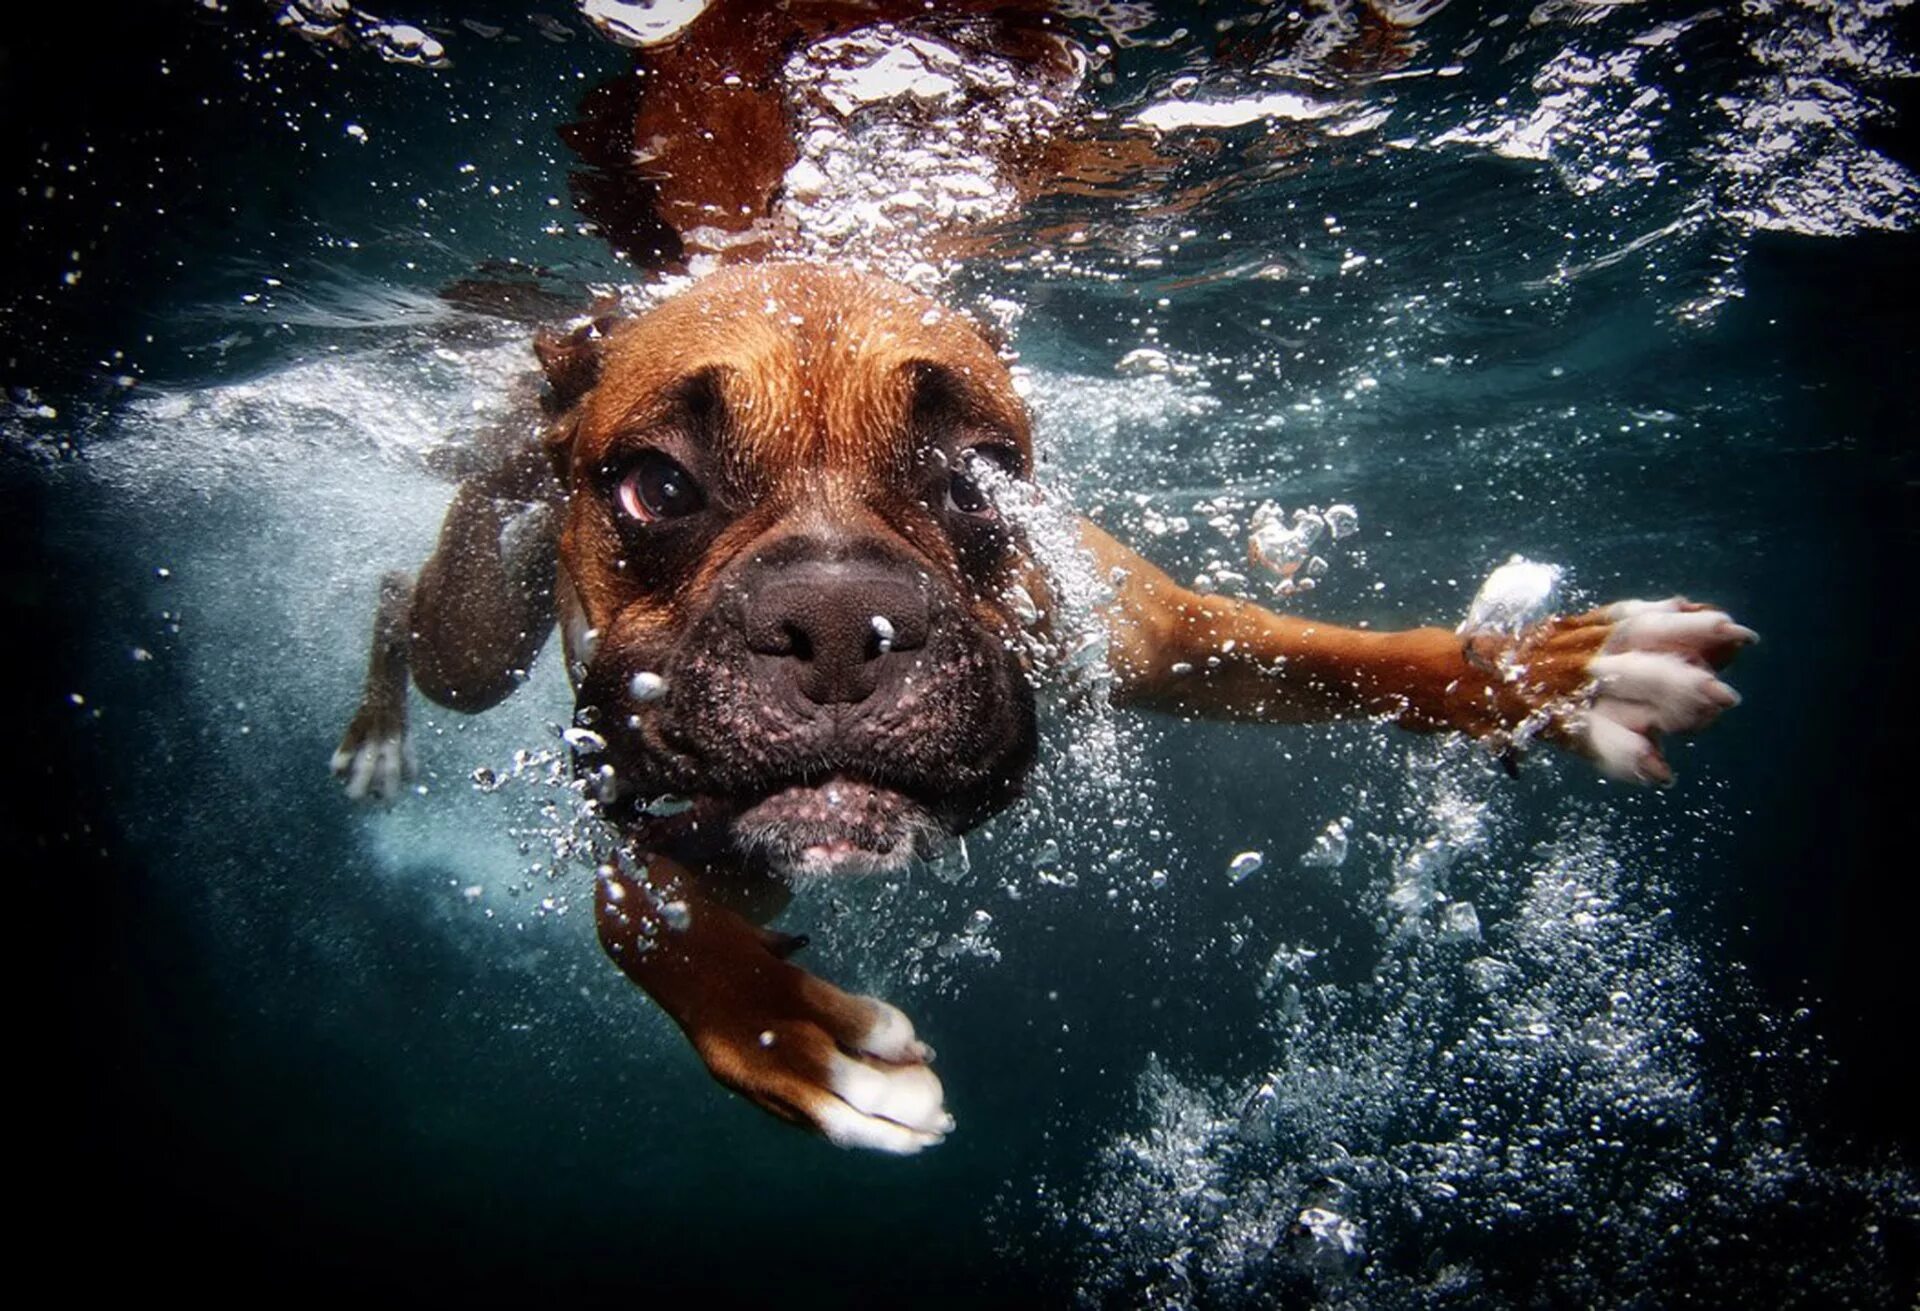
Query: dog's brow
xmin=906 ymin=358 xmax=1019 ymax=441
xmin=674 ymin=367 xmax=726 ymax=421
xmin=608 ymin=366 xmax=729 ymax=444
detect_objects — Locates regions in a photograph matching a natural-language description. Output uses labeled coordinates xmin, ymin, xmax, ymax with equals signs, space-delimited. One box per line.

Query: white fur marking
xmin=827 ymin=1053 xmax=950 ymax=1134
xmin=813 ymin=1099 xmax=945 ymax=1155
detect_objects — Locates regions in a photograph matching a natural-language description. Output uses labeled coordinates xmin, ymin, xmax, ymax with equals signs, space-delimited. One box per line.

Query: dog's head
xmin=540 ymin=264 xmax=1040 ymax=878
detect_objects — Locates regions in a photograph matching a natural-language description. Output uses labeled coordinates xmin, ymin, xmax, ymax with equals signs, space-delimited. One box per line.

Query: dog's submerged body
xmin=334 ymin=7 xmax=1754 ymax=1154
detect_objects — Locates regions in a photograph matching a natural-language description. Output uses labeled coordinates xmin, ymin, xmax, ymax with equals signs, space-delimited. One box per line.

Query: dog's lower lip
xmin=734 ymin=776 xmax=916 ymax=836
xmin=727 ymin=775 xmax=940 ymax=875
xmin=802 ymin=839 xmax=862 ymax=861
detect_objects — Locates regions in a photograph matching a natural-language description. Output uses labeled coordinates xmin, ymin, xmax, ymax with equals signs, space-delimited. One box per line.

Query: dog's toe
xmin=813 ymin=1096 xmax=949 ymax=1155
xmin=1576 ymin=706 xmax=1673 ymax=786
xmin=1589 ymin=650 xmax=1739 ymax=734
xmin=850 ymin=996 xmax=935 ymax=1064
xmin=1601 ymin=599 xmax=1757 ymax=667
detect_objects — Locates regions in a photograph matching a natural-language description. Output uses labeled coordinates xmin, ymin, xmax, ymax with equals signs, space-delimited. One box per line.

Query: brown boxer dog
xmin=333 ymin=262 xmax=1752 ymax=1153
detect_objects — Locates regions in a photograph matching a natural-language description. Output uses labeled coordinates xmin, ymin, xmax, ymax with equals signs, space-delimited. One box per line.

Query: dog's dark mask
xmin=546 ymin=265 xmax=1039 ymax=878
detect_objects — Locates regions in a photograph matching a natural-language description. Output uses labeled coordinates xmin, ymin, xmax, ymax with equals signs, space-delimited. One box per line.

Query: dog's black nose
xmin=744 ymin=560 xmax=931 ymax=704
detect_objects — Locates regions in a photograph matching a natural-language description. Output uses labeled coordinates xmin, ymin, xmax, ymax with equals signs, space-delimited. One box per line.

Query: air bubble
xmin=1300 ymin=818 xmax=1350 ymax=869
xmin=561 ymin=727 xmax=606 ymax=754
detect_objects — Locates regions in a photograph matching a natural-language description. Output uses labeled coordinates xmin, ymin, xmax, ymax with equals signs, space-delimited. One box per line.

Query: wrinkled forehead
xmin=575 ymin=268 xmax=1029 ymax=482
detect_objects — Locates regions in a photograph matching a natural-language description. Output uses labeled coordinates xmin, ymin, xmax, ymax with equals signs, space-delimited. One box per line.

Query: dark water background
xmin=6 ymin=2 xmax=1918 ymax=1305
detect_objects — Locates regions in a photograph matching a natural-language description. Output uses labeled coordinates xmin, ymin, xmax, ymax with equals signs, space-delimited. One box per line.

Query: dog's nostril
xmin=783 ymin=621 xmax=814 ymax=662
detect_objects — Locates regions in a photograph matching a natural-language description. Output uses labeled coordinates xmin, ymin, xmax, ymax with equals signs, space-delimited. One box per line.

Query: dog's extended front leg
xmin=1082 ymin=520 xmax=1753 ymax=783
xmin=595 ymin=856 xmax=953 ymax=1154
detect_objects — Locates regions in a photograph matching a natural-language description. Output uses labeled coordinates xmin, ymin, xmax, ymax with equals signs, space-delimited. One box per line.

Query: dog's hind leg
xmin=333 ymin=434 xmax=561 ymax=801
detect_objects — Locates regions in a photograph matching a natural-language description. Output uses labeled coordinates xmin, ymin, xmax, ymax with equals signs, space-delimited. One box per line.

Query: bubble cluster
xmin=1059 ymin=744 xmax=1916 ymax=1306
xmin=762 ymin=23 xmax=1084 ymax=292
xmin=277 ymin=1 xmax=449 ymax=68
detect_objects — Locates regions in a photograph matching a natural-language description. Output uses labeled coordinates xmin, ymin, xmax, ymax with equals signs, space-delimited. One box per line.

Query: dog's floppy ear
xmin=534 ymin=315 xmax=614 ymax=414
xmin=534 ymin=309 xmax=619 ymax=480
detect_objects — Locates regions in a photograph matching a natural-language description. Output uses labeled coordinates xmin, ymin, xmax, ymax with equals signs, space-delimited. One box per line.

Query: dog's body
xmin=335 ymin=7 xmax=1753 ymax=1153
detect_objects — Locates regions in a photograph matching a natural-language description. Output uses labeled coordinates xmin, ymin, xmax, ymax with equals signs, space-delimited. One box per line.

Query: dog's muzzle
xmin=580 ymin=530 xmax=1037 ymax=879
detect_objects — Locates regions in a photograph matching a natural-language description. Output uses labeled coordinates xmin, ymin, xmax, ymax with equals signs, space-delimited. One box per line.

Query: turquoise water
xmin=5 ymin=2 xmax=1917 ymax=1304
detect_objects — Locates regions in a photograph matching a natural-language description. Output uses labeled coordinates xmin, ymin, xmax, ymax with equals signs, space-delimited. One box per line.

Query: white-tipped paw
xmin=798 ymin=991 xmax=950 ymax=1155
xmin=817 ymin=1047 xmax=954 ymax=1153
xmin=331 ymin=720 xmax=415 ymax=802
xmin=601 ymin=870 xmax=951 ymax=1157
xmin=1565 ymin=597 xmax=1754 ymax=785
xmin=697 ymin=980 xmax=951 ymax=1156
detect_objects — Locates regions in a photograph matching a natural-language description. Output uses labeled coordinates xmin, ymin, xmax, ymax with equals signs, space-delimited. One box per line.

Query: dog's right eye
xmin=616 ymin=451 xmax=705 ymax=523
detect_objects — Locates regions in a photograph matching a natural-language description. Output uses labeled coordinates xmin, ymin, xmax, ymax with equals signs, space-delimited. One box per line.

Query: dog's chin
xmin=728 ymin=777 xmax=943 ymax=881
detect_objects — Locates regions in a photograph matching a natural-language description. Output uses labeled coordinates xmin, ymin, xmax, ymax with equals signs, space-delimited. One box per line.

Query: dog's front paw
xmin=693 ymin=969 xmax=952 ymax=1155
xmin=596 ymin=867 xmax=951 ymax=1154
xmin=330 ymin=699 xmax=415 ymax=802
xmin=1491 ymin=598 xmax=1755 ymax=784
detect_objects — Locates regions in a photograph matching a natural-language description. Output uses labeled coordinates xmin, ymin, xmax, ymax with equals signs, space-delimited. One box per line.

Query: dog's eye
xmin=946 ymin=468 xmax=992 ymax=516
xmin=945 ymin=445 xmax=1021 ymax=518
xmin=617 ymin=451 xmax=704 ymax=523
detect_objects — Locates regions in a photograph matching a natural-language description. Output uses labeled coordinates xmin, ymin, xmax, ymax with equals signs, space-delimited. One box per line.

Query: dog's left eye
xmin=616 ymin=451 xmax=704 ymax=523
xmin=945 ymin=446 xmax=1020 ymax=518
